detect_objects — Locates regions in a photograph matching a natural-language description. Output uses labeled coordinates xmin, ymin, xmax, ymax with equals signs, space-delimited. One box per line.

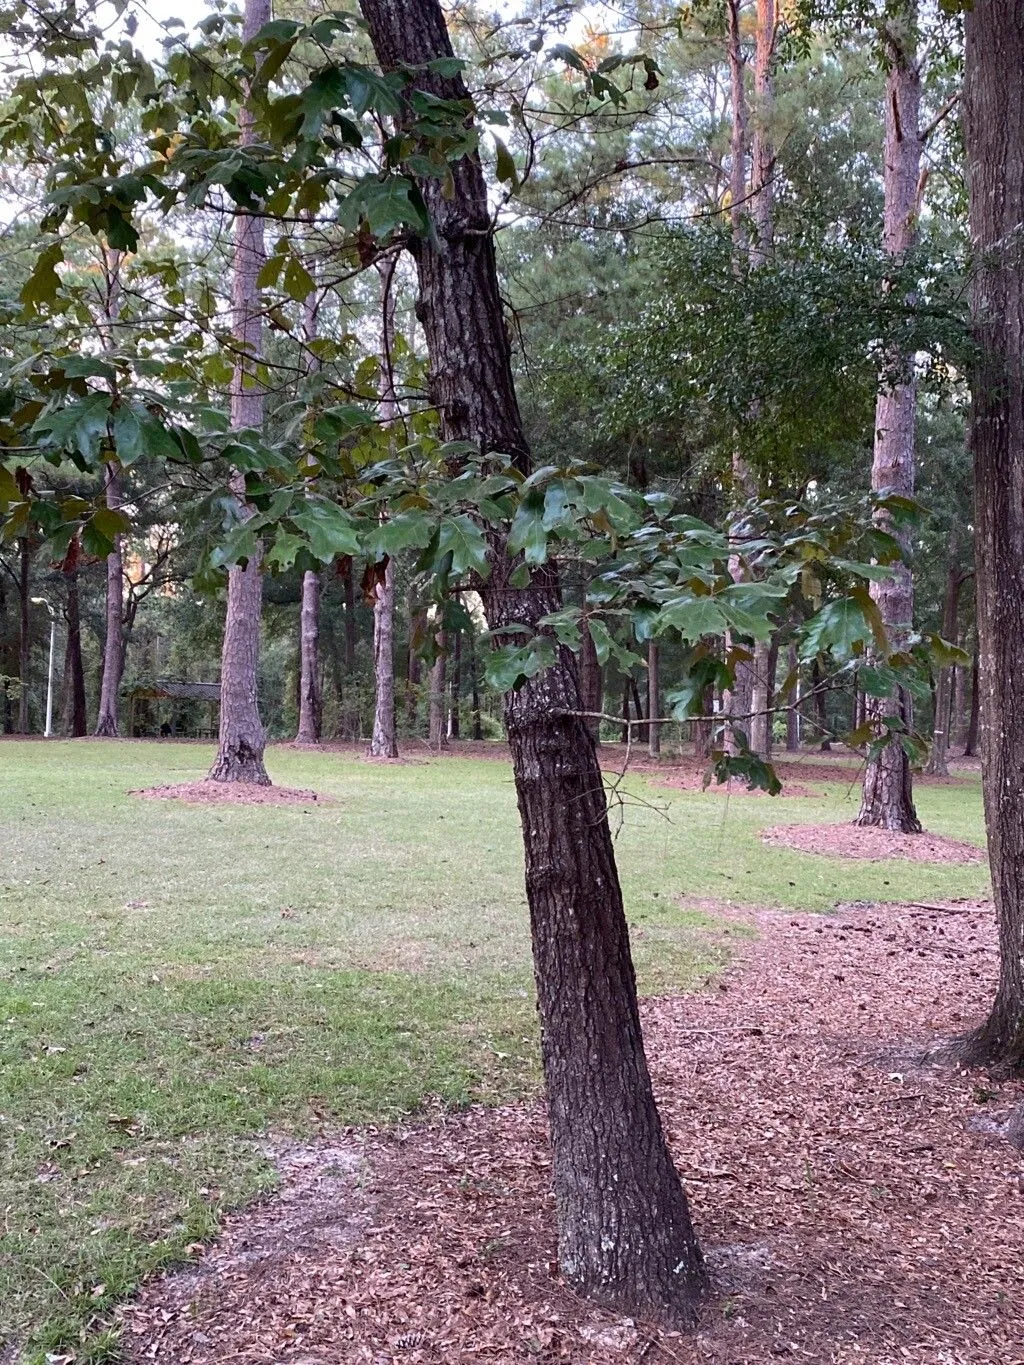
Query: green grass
xmin=0 ymin=739 xmax=990 ymax=1361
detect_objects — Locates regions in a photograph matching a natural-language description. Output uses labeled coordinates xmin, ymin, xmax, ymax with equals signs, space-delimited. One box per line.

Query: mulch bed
xmin=131 ymin=782 xmax=327 ymax=807
xmin=120 ymin=899 xmax=1023 ymax=1364
xmin=761 ymin=822 xmax=987 ymax=865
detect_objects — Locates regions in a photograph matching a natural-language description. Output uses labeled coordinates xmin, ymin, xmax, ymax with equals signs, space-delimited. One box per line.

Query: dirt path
xmin=121 ymin=901 xmax=1024 ymax=1364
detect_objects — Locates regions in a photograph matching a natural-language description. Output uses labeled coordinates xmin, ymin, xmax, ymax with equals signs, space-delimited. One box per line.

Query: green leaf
xmin=493 ymin=135 xmax=518 ymax=188
xmin=657 ymin=596 xmax=729 ymax=641
xmin=21 ymin=243 xmax=64 ymax=315
xmin=283 ymin=255 xmax=315 ymax=303
xmin=436 ymin=514 xmax=489 ymax=576
xmin=291 ymin=500 xmax=361 ymax=561
xmin=507 ymin=489 xmax=547 ymax=564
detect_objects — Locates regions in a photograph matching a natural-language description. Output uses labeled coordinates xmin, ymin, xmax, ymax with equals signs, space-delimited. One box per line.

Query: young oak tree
xmin=357 ymin=0 xmax=709 ymax=1323
xmin=958 ymin=0 xmax=1024 ymax=1070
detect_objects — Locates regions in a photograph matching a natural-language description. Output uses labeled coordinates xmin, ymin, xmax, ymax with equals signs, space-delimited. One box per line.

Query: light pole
xmin=31 ymin=597 xmax=57 ymax=738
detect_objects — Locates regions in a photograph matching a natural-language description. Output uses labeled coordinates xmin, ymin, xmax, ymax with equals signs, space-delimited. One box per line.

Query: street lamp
xmin=30 ymin=597 xmax=57 ymax=738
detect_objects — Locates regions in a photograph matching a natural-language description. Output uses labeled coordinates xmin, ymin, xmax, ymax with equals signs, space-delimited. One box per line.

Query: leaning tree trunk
xmin=369 ymin=256 xmax=399 ymax=758
xmin=856 ymin=7 xmax=922 ymax=832
xmin=358 ymin=0 xmax=708 ymax=1322
xmin=95 ymin=462 xmax=124 ymax=737
xmin=208 ymin=0 xmax=271 ymax=785
xmin=957 ymin=0 xmax=1024 ymax=1070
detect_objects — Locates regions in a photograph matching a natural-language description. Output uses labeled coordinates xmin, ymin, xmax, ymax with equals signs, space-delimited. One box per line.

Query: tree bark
xmin=358 ymin=0 xmax=707 ymax=1321
xmin=370 ymin=256 xmax=399 ymax=758
xmin=17 ymin=533 xmax=29 ymax=733
xmin=468 ymin=624 xmax=483 ymax=740
xmin=856 ymin=6 xmax=922 ymax=832
xmin=449 ymin=624 xmax=462 ymax=740
xmin=95 ymin=463 xmax=125 ymax=737
xmin=208 ymin=0 xmax=271 ymax=785
xmin=648 ymin=640 xmax=661 ymax=758
xmin=406 ymin=593 xmax=423 ymax=729
xmin=343 ymin=557 xmax=357 ymax=671
xmin=957 ymin=0 xmax=1024 ymax=1069
xmin=296 ymin=570 xmax=322 ymax=744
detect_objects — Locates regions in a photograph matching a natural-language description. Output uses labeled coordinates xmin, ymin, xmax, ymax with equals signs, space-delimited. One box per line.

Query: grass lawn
xmin=0 ymin=739 xmax=990 ymax=1362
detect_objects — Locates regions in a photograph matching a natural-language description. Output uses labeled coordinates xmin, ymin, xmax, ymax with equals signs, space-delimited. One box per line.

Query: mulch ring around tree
xmin=120 ymin=899 xmax=1024 ymax=1364
xmin=131 ymin=782 xmax=327 ymax=807
xmin=761 ymin=821 xmax=987 ymax=864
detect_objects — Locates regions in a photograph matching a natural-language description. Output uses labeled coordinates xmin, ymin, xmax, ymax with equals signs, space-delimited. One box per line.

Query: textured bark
xmin=726 ymin=0 xmax=747 ymax=245
xmin=857 ymin=8 xmax=922 ymax=832
xmin=925 ymin=543 xmax=964 ymax=777
xmin=370 ymin=256 xmax=399 ymax=758
xmin=958 ymin=0 xmax=1024 ymax=1069
xmin=296 ymin=570 xmax=322 ymax=745
xmin=468 ymin=626 xmax=483 ymax=740
xmin=951 ymin=658 xmax=966 ymax=749
xmin=359 ymin=0 xmax=707 ymax=1321
xmin=62 ymin=560 xmax=86 ymax=738
xmin=17 ymin=534 xmax=29 ymax=733
xmin=648 ymin=640 xmax=661 ymax=758
xmin=406 ymin=594 xmax=423 ymax=728
xmin=95 ymin=463 xmax=124 ymax=737
xmin=208 ymin=0 xmax=271 ymax=785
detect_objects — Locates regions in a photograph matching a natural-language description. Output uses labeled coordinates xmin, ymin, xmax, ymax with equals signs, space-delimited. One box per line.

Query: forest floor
xmin=0 ymin=740 xmax=995 ymax=1362
xmin=120 ymin=894 xmax=1024 ymax=1365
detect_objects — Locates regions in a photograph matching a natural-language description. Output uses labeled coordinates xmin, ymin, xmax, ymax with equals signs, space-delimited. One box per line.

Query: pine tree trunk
xmin=857 ymin=7 xmax=922 ymax=832
xmin=62 ymin=559 xmax=86 ymax=738
xmin=958 ymin=0 xmax=1024 ymax=1070
xmin=951 ymin=658 xmax=966 ymax=750
xmin=406 ymin=595 xmax=423 ymax=729
xmin=95 ymin=463 xmax=124 ymax=737
xmin=17 ymin=534 xmax=29 ymax=733
xmin=208 ymin=0 xmax=271 ymax=785
xmin=648 ymin=639 xmax=661 ymax=758
xmin=296 ymin=570 xmax=322 ymax=745
xmin=358 ymin=0 xmax=707 ymax=1320
xmin=370 ymin=256 xmax=399 ymax=758
xmin=343 ymin=558 xmax=357 ymax=671
xmin=449 ymin=625 xmax=461 ymax=740
xmin=468 ymin=626 xmax=483 ymax=739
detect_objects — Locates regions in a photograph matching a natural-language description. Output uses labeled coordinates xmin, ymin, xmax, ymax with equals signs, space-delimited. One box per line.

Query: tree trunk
xmin=964 ymin=643 xmax=980 ymax=757
xmin=957 ymin=0 xmax=1024 ymax=1069
xmin=17 ymin=534 xmax=29 ymax=733
xmin=358 ymin=0 xmax=707 ymax=1321
xmin=856 ymin=7 xmax=922 ymax=833
xmin=648 ymin=639 xmax=661 ymax=758
xmin=925 ymin=540 xmax=963 ymax=777
xmin=62 ymin=557 xmax=86 ymax=738
xmin=577 ymin=616 xmax=603 ymax=743
xmin=406 ymin=594 xmax=423 ymax=729
xmin=785 ymin=642 xmax=800 ymax=751
xmin=296 ymin=570 xmax=322 ymax=744
xmin=951 ymin=657 xmax=966 ymax=750
xmin=95 ymin=463 xmax=125 ymax=737
xmin=208 ymin=0 xmax=271 ymax=785
xmin=427 ymin=634 xmax=447 ymax=748
xmin=370 ymin=256 xmax=400 ymax=758
xmin=620 ymin=674 xmax=631 ymax=744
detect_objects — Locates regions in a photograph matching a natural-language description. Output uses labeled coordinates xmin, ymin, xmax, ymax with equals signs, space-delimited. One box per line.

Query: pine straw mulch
xmin=119 ymin=897 xmax=1024 ymax=1365
xmin=131 ymin=781 xmax=327 ymax=807
xmin=760 ymin=822 xmax=987 ymax=865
